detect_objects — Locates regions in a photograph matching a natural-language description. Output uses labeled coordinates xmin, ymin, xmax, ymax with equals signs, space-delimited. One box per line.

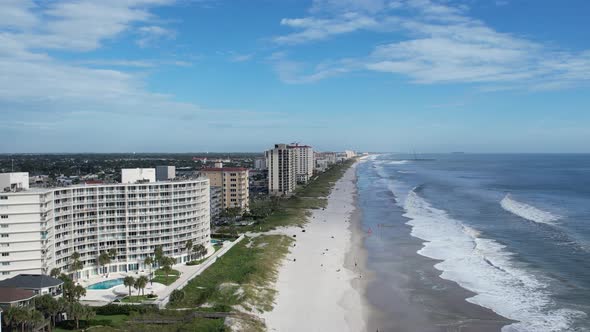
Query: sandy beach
xmin=262 ymin=163 xmax=370 ymax=332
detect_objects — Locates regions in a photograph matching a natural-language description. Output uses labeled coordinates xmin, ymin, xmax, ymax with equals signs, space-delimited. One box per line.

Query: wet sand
xmin=358 ymin=180 xmax=514 ymax=332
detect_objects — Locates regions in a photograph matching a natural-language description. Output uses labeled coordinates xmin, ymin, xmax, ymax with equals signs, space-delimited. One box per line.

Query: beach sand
xmin=262 ymin=163 xmax=370 ymax=332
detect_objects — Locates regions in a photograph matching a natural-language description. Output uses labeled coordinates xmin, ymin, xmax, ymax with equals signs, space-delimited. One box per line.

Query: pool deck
xmin=80 ymin=238 xmax=242 ymax=307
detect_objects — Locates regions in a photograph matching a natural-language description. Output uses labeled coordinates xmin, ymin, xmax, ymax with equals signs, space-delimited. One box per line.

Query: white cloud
xmin=137 ymin=25 xmax=176 ymax=47
xmin=273 ymin=0 xmax=590 ymax=90
xmin=0 ymin=0 xmax=202 ymax=129
xmin=275 ymin=13 xmax=380 ymax=45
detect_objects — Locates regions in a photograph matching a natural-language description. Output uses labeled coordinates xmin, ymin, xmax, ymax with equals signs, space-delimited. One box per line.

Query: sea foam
xmin=501 ymin=194 xmax=561 ymax=225
xmin=401 ymin=189 xmax=584 ymax=332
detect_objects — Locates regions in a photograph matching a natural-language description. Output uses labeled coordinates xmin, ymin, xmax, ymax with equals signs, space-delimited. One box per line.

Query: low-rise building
xmin=0 ymin=274 xmax=63 ymax=297
xmin=0 ymin=287 xmax=36 ymax=310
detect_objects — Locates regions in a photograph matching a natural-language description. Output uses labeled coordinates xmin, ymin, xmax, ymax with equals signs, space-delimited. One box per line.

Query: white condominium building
xmin=289 ymin=144 xmax=314 ymax=184
xmin=265 ymin=144 xmax=296 ymax=196
xmin=0 ymin=171 xmax=211 ymax=281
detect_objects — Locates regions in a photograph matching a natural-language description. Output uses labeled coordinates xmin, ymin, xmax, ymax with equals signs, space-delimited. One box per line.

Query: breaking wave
xmin=400 ymin=188 xmax=584 ymax=332
xmin=501 ymin=194 xmax=561 ymax=225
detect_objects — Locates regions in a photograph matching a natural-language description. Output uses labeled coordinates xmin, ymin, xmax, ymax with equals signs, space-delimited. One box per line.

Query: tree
xmin=193 ymin=244 xmax=207 ymax=259
xmin=82 ymin=305 xmax=95 ymax=325
xmin=97 ymin=251 xmax=111 ymax=276
xmin=153 ymin=245 xmax=164 ymax=266
xmin=160 ymin=256 xmax=175 ymax=285
xmin=144 ymin=256 xmax=154 ymax=285
xmin=68 ymin=302 xmax=85 ymax=330
xmin=135 ymin=275 xmax=148 ymax=296
xmin=170 ymin=289 xmax=185 ymax=303
xmin=123 ymin=276 xmax=135 ymax=297
xmin=69 ymin=251 xmax=83 ymax=281
xmin=35 ymin=294 xmax=60 ymax=328
xmin=108 ymin=248 xmax=117 ymax=261
xmin=29 ymin=309 xmax=45 ymax=331
xmin=184 ymin=240 xmax=193 ymax=261
xmin=50 ymin=268 xmax=61 ymax=278
xmin=62 ymin=277 xmax=86 ymax=303
xmin=4 ymin=306 xmax=28 ymax=332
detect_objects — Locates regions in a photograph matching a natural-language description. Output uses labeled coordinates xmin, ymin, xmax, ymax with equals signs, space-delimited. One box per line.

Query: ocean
xmin=357 ymin=154 xmax=590 ymax=332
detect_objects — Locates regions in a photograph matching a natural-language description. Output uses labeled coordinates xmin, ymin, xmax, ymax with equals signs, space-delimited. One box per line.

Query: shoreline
xmin=262 ymin=162 xmax=369 ymax=331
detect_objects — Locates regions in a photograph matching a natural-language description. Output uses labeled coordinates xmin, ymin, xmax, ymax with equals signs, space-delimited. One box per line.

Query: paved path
xmin=156 ymin=235 xmax=245 ymax=308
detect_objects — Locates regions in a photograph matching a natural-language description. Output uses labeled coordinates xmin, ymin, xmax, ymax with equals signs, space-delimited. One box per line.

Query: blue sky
xmin=1 ymin=0 xmax=589 ymax=153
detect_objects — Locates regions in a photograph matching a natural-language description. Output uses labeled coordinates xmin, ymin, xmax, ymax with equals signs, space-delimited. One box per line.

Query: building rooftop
xmin=0 ymin=287 xmax=36 ymax=303
xmin=201 ymin=167 xmax=249 ymax=172
xmin=0 ymin=274 xmax=63 ymax=289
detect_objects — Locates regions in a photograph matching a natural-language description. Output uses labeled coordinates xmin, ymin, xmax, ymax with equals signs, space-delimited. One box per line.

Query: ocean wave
xmin=397 ymin=170 xmax=416 ymax=174
xmin=501 ymin=194 xmax=561 ymax=225
xmin=388 ymin=160 xmax=410 ymax=165
xmin=403 ymin=189 xmax=585 ymax=332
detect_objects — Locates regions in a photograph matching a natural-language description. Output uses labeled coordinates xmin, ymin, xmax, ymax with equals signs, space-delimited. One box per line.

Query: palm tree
xmin=82 ymin=305 xmax=95 ymax=325
xmin=97 ymin=251 xmax=111 ymax=276
xmin=160 ymin=256 xmax=175 ymax=285
xmin=144 ymin=256 xmax=154 ymax=285
xmin=29 ymin=309 xmax=45 ymax=331
xmin=50 ymin=267 xmax=61 ymax=278
xmin=108 ymin=248 xmax=117 ymax=261
xmin=153 ymin=245 xmax=164 ymax=267
xmin=193 ymin=244 xmax=207 ymax=259
xmin=135 ymin=275 xmax=148 ymax=296
xmin=184 ymin=240 xmax=193 ymax=261
xmin=123 ymin=276 xmax=135 ymax=297
xmin=34 ymin=294 xmax=59 ymax=328
xmin=69 ymin=251 xmax=83 ymax=281
xmin=6 ymin=306 xmax=29 ymax=332
xmin=68 ymin=302 xmax=85 ymax=330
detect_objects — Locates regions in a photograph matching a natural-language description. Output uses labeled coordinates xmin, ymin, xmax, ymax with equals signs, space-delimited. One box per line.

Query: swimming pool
xmin=87 ymin=278 xmax=124 ymax=290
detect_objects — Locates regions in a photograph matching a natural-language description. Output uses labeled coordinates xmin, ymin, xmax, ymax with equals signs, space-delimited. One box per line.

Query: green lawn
xmin=167 ymin=235 xmax=293 ymax=315
xmin=121 ymin=295 xmax=156 ymax=303
xmin=218 ymin=159 xmax=355 ymax=233
xmin=152 ymin=268 xmax=180 ymax=285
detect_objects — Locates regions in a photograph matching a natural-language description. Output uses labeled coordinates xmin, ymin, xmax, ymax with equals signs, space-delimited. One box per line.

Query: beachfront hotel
xmin=290 ymin=144 xmax=315 ymax=184
xmin=265 ymin=144 xmax=297 ymax=196
xmin=0 ymin=170 xmax=211 ymax=281
xmin=200 ymin=167 xmax=249 ymax=212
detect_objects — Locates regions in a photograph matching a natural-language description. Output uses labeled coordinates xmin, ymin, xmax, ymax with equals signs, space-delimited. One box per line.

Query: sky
xmin=0 ymin=0 xmax=589 ymax=153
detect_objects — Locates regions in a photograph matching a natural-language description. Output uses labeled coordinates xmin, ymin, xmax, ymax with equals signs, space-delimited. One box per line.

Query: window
xmin=0 ymin=215 xmax=7 ymax=219
xmin=1 ymin=234 xmax=8 ymax=238
xmin=1 ymin=224 xmax=7 ymax=228
xmin=1 ymin=262 xmax=9 ymax=266
xmin=1 ymin=253 xmax=8 ymax=257
xmin=0 ymin=196 xmax=7 ymax=200
xmin=1 ymin=271 xmax=9 ymax=275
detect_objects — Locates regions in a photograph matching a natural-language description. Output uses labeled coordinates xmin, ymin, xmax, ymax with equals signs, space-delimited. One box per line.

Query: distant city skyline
xmin=1 ymin=0 xmax=589 ymax=153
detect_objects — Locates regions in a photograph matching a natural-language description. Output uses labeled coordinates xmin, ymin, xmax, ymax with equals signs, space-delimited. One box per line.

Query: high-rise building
xmin=200 ymin=168 xmax=249 ymax=211
xmin=265 ymin=144 xmax=296 ymax=196
xmin=155 ymin=166 xmax=176 ymax=181
xmin=254 ymin=158 xmax=267 ymax=170
xmin=0 ymin=172 xmax=211 ymax=281
xmin=289 ymin=144 xmax=314 ymax=183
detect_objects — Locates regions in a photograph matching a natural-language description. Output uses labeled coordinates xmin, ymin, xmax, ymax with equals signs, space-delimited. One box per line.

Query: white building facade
xmin=265 ymin=144 xmax=296 ymax=196
xmin=0 ymin=172 xmax=211 ymax=281
xmin=289 ymin=144 xmax=314 ymax=184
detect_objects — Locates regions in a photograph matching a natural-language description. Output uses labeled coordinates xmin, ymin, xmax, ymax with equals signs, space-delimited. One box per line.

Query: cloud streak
xmin=273 ymin=0 xmax=590 ymax=90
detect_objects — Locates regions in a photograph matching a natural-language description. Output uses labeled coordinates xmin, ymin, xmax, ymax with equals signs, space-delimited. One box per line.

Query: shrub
xmin=170 ymin=289 xmax=185 ymax=303
xmin=95 ymin=304 xmax=157 ymax=316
